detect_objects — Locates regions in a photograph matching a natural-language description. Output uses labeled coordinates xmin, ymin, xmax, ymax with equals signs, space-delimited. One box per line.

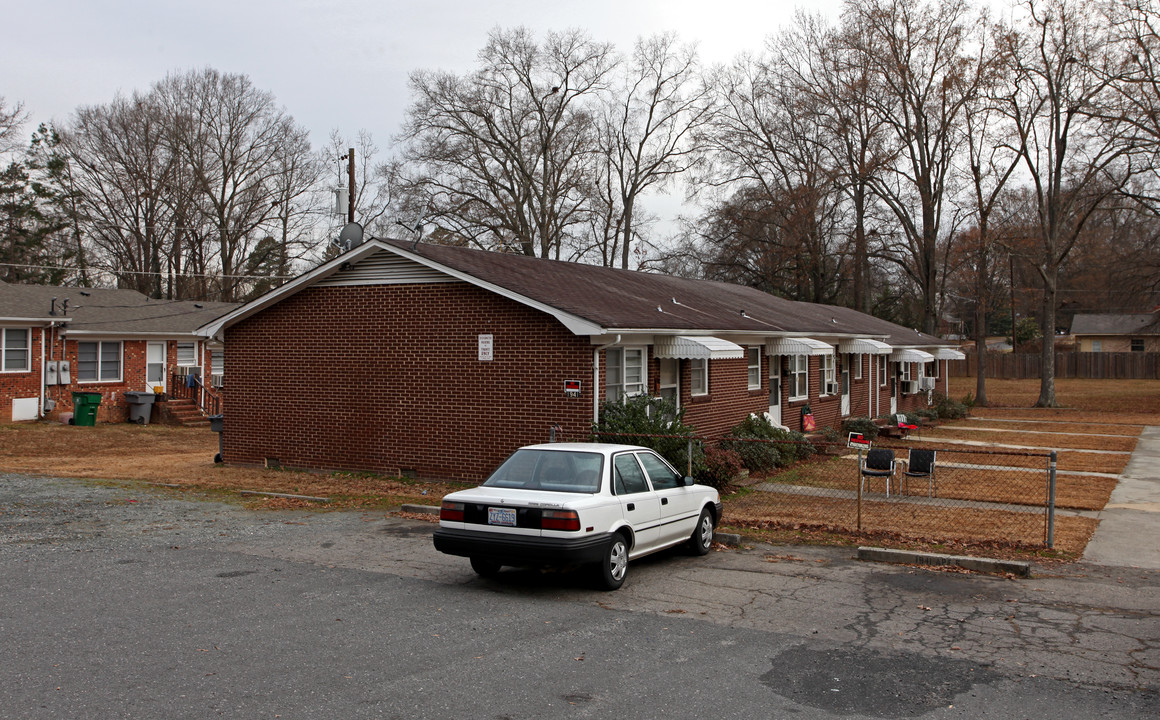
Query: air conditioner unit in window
xmin=210 ymin=374 xmax=224 ymax=389
xmin=919 ymin=377 xmax=936 ymax=391
xmin=826 ymin=382 xmax=839 ymax=396
xmin=902 ymin=380 xmax=918 ymax=394
xmin=177 ymin=365 xmax=201 ymax=377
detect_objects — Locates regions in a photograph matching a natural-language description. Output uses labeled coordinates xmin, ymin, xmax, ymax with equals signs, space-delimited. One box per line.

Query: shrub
xmin=696 ymin=446 xmax=744 ymax=490
xmin=914 ymin=408 xmax=938 ymax=421
xmin=723 ymin=413 xmax=813 ymax=471
xmin=840 ymin=416 xmax=880 ymax=442
xmin=932 ymin=392 xmax=968 ymax=420
xmin=821 ymin=425 xmax=842 ymax=442
xmin=593 ymin=395 xmax=698 ymax=470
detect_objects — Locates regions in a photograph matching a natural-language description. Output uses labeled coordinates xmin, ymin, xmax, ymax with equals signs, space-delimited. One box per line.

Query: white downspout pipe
xmin=592 ymin=334 xmax=621 ymax=424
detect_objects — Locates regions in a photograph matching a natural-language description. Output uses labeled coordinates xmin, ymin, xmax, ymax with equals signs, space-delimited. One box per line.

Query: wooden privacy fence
xmin=949 ymin=352 xmax=1160 ymax=379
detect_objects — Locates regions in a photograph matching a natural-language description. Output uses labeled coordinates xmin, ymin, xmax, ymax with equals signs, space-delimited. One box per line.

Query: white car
xmin=433 ymin=443 xmax=722 ymax=590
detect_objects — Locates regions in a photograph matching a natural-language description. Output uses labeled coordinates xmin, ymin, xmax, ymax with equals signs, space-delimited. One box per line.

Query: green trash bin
xmin=71 ymin=391 xmax=102 ymax=426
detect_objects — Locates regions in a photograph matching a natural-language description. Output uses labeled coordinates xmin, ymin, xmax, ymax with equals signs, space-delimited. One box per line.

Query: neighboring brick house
xmin=0 ymin=281 xmax=236 ymax=423
xmin=1070 ymin=312 xmax=1160 ymax=353
xmin=200 ymin=239 xmax=960 ymax=482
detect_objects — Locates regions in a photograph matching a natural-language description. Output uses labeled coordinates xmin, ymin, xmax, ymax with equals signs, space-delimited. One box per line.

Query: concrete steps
xmin=157 ymin=398 xmax=210 ymax=427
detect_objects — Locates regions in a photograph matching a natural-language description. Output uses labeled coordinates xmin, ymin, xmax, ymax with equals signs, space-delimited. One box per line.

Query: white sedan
xmin=433 ymin=443 xmax=722 ymax=590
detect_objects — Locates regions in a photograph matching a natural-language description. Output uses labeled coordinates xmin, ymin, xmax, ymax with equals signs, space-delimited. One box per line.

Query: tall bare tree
xmin=1002 ymin=0 xmax=1132 ymax=407
xmin=844 ymin=0 xmax=984 ymax=334
xmin=594 ymin=33 xmax=712 ymax=268
xmin=398 ymin=27 xmax=616 ymax=259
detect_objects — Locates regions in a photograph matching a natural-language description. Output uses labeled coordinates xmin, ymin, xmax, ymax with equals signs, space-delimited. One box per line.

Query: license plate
xmin=488 ymin=507 xmax=517 ymax=527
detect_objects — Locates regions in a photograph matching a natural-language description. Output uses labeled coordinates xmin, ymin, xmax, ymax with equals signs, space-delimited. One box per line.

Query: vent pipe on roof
xmin=50 ymin=297 xmax=57 ymax=316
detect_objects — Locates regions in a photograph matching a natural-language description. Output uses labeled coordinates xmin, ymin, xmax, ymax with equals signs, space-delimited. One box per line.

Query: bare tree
xmin=158 ymin=68 xmax=313 ymax=301
xmin=594 ymin=33 xmax=713 ymax=268
xmin=398 ymin=27 xmax=616 ymax=259
xmin=957 ymin=13 xmax=1023 ymax=406
xmin=0 ymin=97 xmax=27 ymax=156
xmin=843 ymin=0 xmax=984 ymax=334
xmin=64 ymin=93 xmax=177 ymax=296
xmin=694 ymin=50 xmax=849 ymax=304
xmin=1001 ymin=0 xmax=1132 ymax=407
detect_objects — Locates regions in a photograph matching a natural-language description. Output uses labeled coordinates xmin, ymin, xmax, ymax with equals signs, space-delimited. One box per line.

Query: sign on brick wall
xmin=478 ymin=334 xmax=494 ymax=362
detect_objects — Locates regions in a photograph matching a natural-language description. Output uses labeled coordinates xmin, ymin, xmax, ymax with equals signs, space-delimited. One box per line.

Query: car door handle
xmin=626 ymin=503 xmax=635 ymax=511
xmin=661 ymin=498 xmax=669 ymax=505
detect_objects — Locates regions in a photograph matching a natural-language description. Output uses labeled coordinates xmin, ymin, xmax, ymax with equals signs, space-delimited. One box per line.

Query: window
xmin=1131 ymin=338 xmax=1145 ymax=352
xmin=788 ymin=354 xmax=809 ymax=401
xmin=2 ymin=328 xmax=30 ymax=372
xmin=747 ymin=347 xmax=762 ymax=390
xmin=878 ymin=355 xmax=888 ymax=387
xmin=637 ymin=451 xmax=682 ymax=490
xmin=657 ymin=358 xmax=679 ymax=405
xmin=690 ymin=358 xmax=708 ymax=396
xmin=1091 ymin=340 xmax=1102 ymax=352
xmin=77 ymin=341 xmax=121 ymax=382
xmin=926 ymin=361 xmax=939 ymax=379
xmin=177 ymin=342 xmax=197 ymax=367
xmin=820 ymin=353 xmax=836 ymax=396
xmin=901 ymin=362 xmax=913 ymax=383
xmin=605 ymin=347 xmax=646 ymax=400
xmin=613 ymin=453 xmax=649 ymax=495
xmin=853 ymin=354 xmax=862 ymax=380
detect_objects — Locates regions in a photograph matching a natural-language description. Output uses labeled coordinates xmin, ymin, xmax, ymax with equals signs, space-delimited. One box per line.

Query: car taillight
xmin=541 ymin=509 xmax=580 ymax=532
xmin=440 ymin=501 xmax=465 ymax=522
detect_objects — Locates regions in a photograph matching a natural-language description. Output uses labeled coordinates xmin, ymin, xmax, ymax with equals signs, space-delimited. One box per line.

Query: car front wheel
xmin=688 ymin=508 xmax=715 ymax=556
xmin=596 ymin=534 xmax=629 ymax=590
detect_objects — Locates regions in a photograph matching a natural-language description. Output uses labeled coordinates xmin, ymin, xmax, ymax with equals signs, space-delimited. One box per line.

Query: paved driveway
xmin=1 ymin=473 xmax=1157 ymax=718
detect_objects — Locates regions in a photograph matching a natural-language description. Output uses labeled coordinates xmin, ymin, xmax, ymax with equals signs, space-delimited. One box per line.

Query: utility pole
xmin=347 ymin=147 xmax=356 ymax=224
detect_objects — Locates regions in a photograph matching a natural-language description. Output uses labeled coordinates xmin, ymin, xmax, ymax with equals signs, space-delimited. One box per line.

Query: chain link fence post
xmin=1047 ymin=450 xmax=1057 ymax=548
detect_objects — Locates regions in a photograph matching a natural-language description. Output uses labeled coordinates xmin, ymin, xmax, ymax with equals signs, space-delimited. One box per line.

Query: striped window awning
xmin=889 ymin=348 xmax=935 ymax=363
xmin=837 ymin=338 xmax=893 ymax=355
xmin=653 ymin=336 xmax=745 ymax=360
xmin=765 ymin=337 xmax=834 ymax=356
xmin=931 ymin=347 xmax=967 ymax=360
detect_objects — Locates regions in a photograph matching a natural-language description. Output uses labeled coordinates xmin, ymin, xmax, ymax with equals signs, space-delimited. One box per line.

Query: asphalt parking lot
xmin=1 ymin=472 xmax=1157 ymax=718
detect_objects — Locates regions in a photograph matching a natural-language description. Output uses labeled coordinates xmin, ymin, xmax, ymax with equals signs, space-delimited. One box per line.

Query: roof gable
xmin=1070 ymin=313 xmax=1160 ymax=336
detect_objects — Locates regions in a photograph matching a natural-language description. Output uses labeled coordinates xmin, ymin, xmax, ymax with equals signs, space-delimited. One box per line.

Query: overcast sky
xmin=6 ymin=0 xmax=843 ymax=151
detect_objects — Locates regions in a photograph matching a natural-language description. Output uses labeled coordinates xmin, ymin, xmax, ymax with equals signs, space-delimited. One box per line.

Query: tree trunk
xmin=974 ymin=246 xmax=988 ymax=407
xmin=1035 ymin=265 xmax=1058 ymax=408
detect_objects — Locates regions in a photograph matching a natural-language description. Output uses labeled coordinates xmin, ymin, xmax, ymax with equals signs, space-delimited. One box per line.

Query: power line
xmin=0 ymin=261 xmax=297 ymax=280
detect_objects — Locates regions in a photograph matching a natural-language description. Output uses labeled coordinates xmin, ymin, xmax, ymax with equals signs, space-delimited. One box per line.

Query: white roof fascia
xmin=0 ymin=317 xmax=63 ymax=325
xmin=62 ymin=331 xmax=203 ymax=339
xmin=198 ymin=240 xmax=605 ymax=339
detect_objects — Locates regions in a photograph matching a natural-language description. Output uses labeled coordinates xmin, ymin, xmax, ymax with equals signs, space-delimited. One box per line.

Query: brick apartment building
xmin=199 ymin=238 xmax=962 ymax=482
xmin=0 ymin=281 xmax=236 ymax=423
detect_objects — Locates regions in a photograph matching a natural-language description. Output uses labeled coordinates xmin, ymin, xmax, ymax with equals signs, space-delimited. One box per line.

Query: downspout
xmin=39 ymin=327 xmax=46 ymax=417
xmin=868 ymin=355 xmax=873 ymax=418
xmin=592 ymin=334 xmax=621 ymax=424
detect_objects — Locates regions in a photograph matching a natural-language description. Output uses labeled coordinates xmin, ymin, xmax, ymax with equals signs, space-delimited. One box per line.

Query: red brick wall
xmin=679 ymin=355 xmax=770 ymax=438
xmin=222 ymin=283 xmax=595 ymax=481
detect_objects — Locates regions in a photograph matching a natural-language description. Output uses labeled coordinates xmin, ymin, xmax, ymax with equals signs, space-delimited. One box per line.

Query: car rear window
xmin=482 ymin=449 xmax=603 ymax=493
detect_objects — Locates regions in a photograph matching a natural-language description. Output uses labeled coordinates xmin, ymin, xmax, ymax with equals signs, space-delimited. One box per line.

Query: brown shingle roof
xmin=1070 ymin=313 xmax=1160 ymax=336
xmin=387 ymin=239 xmax=948 ymax=345
xmin=0 ymin=281 xmax=238 ymax=334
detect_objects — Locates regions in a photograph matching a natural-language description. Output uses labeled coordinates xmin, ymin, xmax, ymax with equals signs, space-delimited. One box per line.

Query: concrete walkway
xmin=1082 ymin=426 xmax=1160 ymax=569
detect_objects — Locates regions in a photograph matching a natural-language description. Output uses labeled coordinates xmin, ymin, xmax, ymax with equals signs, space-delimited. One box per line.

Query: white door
xmin=768 ymin=357 xmax=782 ymax=426
xmin=840 ymin=366 xmax=851 ymax=417
xmin=637 ymin=450 xmax=700 ymax=545
xmin=146 ymin=342 xmax=167 ymax=393
xmin=612 ymin=453 xmax=662 ymax=553
xmin=890 ymin=365 xmax=898 ymax=415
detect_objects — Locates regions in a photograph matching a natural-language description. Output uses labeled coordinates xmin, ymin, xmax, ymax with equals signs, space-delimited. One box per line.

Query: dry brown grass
xmin=951 ymin=420 xmax=1144 ymax=436
xmin=0 ymin=422 xmax=464 ymax=510
xmin=919 ymin=426 xmax=1139 ymax=452
xmin=949 ymin=377 xmax=1160 ymax=420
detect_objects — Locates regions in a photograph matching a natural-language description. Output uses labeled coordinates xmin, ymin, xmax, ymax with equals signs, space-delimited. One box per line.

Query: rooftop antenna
xmin=394 ymin=218 xmax=427 ymax=250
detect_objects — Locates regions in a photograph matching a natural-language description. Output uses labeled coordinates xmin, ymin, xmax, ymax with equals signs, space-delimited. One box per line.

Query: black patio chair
xmin=860 ymin=448 xmax=896 ymax=496
xmin=903 ymin=448 xmax=937 ymax=497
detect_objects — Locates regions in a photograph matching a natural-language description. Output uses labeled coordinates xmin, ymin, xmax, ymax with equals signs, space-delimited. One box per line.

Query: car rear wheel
xmin=688 ymin=508 xmax=715 ymax=556
xmin=595 ymin=534 xmax=629 ymax=590
xmin=470 ymin=556 xmax=502 ymax=577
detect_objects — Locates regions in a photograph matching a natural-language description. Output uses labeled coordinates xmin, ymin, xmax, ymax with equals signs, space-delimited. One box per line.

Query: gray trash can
xmin=124 ymin=391 xmax=157 ymax=425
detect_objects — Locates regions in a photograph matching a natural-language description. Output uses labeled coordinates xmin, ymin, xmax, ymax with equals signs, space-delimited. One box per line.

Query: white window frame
xmin=747 ymin=347 xmax=762 ymax=390
xmin=690 ymin=358 xmax=709 ymax=396
xmin=1 ymin=328 xmax=31 ymax=372
xmin=901 ymin=362 xmax=913 ymax=383
xmin=77 ymin=340 xmax=122 ymax=383
xmin=820 ymin=353 xmax=836 ymax=396
xmin=878 ymin=355 xmax=888 ymax=387
xmin=788 ymin=354 xmax=809 ymax=401
xmin=853 ymin=353 xmax=862 ymax=380
xmin=605 ymin=346 xmax=647 ymax=400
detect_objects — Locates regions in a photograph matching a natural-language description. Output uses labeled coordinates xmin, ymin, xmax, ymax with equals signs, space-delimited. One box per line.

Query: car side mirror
xmin=683 ymin=476 xmax=694 ymax=487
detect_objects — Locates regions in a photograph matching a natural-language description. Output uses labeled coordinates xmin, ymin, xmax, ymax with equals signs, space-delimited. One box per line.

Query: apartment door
xmin=146 ymin=342 xmax=166 ymax=393
xmin=768 ymin=357 xmax=782 ymax=426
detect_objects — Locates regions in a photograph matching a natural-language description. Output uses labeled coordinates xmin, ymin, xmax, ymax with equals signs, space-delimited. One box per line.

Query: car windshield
xmin=482 ymin=449 xmax=604 ymax=493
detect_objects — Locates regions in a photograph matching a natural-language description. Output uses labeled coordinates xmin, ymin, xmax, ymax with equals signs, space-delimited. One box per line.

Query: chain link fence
xmin=588 ymin=430 xmax=1092 ymax=553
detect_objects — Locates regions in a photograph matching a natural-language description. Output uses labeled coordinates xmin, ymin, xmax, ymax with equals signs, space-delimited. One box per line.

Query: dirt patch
xmin=950 ymin=420 xmax=1145 ymax=436
xmin=0 ymin=422 xmax=464 ymax=510
xmin=919 ymin=427 xmax=1139 ymax=452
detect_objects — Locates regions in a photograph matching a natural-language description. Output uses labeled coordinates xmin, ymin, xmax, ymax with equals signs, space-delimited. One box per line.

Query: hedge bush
xmin=840 ymin=416 xmax=879 ymax=441
xmin=722 ymin=414 xmax=813 ymax=471
xmin=932 ymin=392 xmax=968 ymax=420
xmin=593 ymin=395 xmax=698 ymax=471
xmin=697 ymin=446 xmax=744 ymax=490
